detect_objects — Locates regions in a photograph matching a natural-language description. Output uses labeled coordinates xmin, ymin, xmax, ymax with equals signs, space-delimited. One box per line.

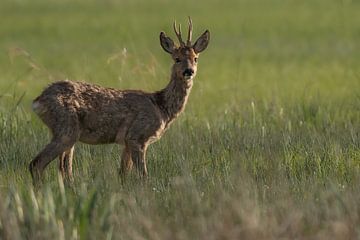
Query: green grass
xmin=1 ymin=0 xmax=360 ymax=239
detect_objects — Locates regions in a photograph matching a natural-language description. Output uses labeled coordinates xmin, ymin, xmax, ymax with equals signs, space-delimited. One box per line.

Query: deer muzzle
xmin=183 ymin=68 xmax=194 ymax=78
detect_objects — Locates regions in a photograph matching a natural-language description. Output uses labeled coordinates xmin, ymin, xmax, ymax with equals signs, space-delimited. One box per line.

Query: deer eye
xmin=175 ymin=58 xmax=181 ymax=63
xmin=194 ymin=57 xmax=198 ymax=63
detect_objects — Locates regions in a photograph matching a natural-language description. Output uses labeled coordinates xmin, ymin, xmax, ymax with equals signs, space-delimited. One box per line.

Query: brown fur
xmin=29 ymin=20 xmax=210 ymax=185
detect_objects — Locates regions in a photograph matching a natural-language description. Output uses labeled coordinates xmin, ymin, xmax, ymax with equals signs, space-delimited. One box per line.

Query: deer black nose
xmin=183 ymin=69 xmax=194 ymax=77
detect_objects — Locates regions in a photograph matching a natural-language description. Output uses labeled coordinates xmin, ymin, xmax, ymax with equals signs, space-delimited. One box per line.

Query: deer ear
xmin=160 ymin=32 xmax=175 ymax=54
xmin=193 ymin=30 xmax=210 ymax=53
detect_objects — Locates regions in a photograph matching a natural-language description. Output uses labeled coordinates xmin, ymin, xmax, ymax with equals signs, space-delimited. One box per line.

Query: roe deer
xmin=29 ymin=18 xmax=210 ymax=185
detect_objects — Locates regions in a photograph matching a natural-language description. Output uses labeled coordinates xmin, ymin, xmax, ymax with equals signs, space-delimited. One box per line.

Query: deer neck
xmin=155 ymin=70 xmax=193 ymax=123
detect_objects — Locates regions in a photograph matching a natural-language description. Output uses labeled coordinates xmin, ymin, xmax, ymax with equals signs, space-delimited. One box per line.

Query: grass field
xmin=1 ymin=0 xmax=360 ymax=239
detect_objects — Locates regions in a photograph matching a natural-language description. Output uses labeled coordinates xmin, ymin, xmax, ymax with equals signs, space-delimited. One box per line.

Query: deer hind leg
xmin=29 ymin=118 xmax=79 ymax=185
xmin=30 ymin=138 xmax=75 ymax=186
xmin=59 ymin=146 xmax=75 ymax=183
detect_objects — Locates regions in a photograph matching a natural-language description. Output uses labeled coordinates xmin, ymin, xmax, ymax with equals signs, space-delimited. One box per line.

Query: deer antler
xmin=173 ymin=20 xmax=184 ymax=46
xmin=187 ymin=17 xmax=193 ymax=47
xmin=173 ymin=18 xmax=193 ymax=47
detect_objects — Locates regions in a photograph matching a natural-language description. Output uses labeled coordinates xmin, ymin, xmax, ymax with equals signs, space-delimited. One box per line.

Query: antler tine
xmin=187 ymin=16 xmax=193 ymax=46
xmin=173 ymin=20 xmax=184 ymax=46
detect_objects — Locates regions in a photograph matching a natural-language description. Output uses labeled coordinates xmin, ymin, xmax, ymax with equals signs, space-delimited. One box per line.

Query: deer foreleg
xmin=127 ymin=142 xmax=148 ymax=178
xmin=119 ymin=146 xmax=133 ymax=178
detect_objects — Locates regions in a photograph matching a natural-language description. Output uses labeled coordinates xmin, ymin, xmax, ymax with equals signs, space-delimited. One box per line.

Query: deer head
xmin=160 ymin=17 xmax=210 ymax=81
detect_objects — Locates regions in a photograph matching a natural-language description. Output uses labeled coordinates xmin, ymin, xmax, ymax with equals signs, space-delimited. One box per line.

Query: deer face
xmin=171 ymin=47 xmax=198 ymax=80
xmin=160 ymin=18 xmax=210 ymax=81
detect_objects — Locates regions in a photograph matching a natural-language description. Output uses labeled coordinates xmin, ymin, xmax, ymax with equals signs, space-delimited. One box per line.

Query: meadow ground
xmin=0 ymin=0 xmax=360 ymax=239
